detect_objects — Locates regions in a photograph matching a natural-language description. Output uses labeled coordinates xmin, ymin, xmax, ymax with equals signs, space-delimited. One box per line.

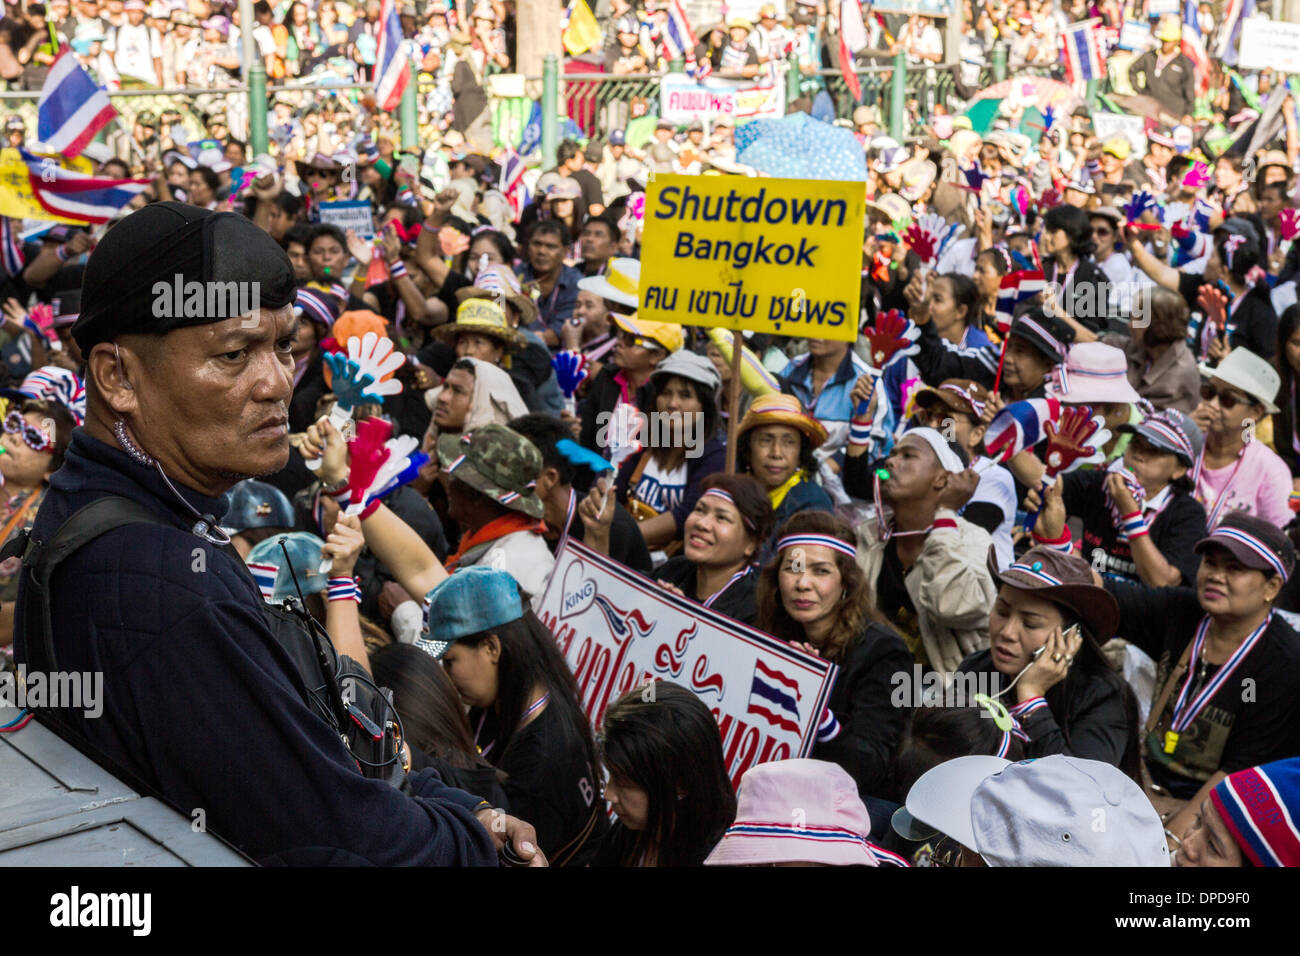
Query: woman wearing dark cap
xmin=910 ymin=306 xmax=1074 ymax=402
xmin=653 ymin=473 xmax=772 ymax=626
xmin=596 ymin=681 xmax=737 ymax=867
xmin=734 ymin=394 xmax=832 ymax=548
xmin=956 ymin=545 xmax=1141 ymax=777
xmin=1106 ymin=512 xmax=1300 ymax=845
xmin=756 ymin=510 xmax=913 ymax=798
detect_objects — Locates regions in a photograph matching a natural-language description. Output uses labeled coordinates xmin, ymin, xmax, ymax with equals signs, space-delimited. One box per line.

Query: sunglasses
xmin=4 ymin=411 xmax=54 ymax=453
xmin=1199 ymin=382 xmax=1254 ymax=411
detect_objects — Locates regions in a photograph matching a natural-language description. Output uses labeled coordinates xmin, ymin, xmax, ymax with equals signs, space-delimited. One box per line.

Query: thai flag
xmin=839 ymin=0 xmax=868 ymax=104
xmin=1061 ymin=19 xmax=1104 ymax=84
xmin=994 ymin=269 xmax=1046 ymax=333
xmin=37 ymin=48 xmax=117 ymax=159
xmin=1183 ymin=0 xmax=1201 ymax=36
xmin=1215 ymin=0 xmax=1254 ymax=67
xmin=1180 ymin=29 xmax=1212 ymax=96
xmin=19 ymin=149 xmax=150 ymax=224
xmin=498 ymin=147 xmax=529 ymax=219
xmin=247 ymin=563 xmax=279 ymax=602
xmin=746 ymin=659 xmax=802 ymax=735
xmin=659 ymin=0 xmax=702 ymax=77
xmin=374 ymin=0 xmax=410 ymax=112
xmin=985 ymin=398 xmax=1062 ymax=463
xmin=1 ymin=217 xmax=24 ymax=279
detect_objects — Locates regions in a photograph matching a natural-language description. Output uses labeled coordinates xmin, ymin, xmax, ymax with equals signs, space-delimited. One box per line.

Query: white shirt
xmin=967 ymin=456 xmax=1016 ymax=571
xmin=106 ymin=23 xmax=161 ymax=84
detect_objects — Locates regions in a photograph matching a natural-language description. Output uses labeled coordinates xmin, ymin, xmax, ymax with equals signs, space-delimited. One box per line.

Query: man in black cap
xmin=11 ymin=202 xmax=538 ymax=866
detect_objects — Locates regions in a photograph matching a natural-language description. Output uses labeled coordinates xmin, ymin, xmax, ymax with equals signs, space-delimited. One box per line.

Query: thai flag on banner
xmin=747 ymin=659 xmax=802 ymax=735
xmin=994 ymin=269 xmax=1047 ymax=333
xmin=374 ymin=0 xmax=411 ymax=112
xmin=498 ymin=147 xmax=529 ymax=219
xmin=19 ymin=149 xmax=150 ymax=224
xmin=1 ymin=217 xmax=24 ymax=278
xmin=1061 ymin=19 xmax=1104 ymax=84
xmin=1215 ymin=0 xmax=1254 ymax=67
xmin=37 ymin=48 xmax=118 ymax=158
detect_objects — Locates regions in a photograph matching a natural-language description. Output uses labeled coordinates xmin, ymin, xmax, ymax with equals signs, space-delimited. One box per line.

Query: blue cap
xmin=246 ymin=532 xmax=328 ymax=602
xmin=224 ymin=479 xmax=294 ymax=534
xmin=609 ymin=129 xmax=626 ymax=146
xmin=416 ymin=566 xmax=524 ymax=660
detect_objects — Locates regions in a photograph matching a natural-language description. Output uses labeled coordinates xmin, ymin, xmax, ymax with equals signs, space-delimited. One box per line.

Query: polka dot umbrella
xmin=734 ymin=112 xmax=868 ymax=182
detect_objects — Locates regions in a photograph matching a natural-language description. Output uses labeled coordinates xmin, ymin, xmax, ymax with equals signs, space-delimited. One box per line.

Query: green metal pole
xmin=992 ymin=42 xmax=1007 ymax=83
xmin=785 ymin=55 xmax=800 ymax=105
xmin=239 ymin=0 xmax=268 ymax=157
xmin=890 ymin=49 xmax=907 ymax=141
xmin=542 ymin=53 xmax=559 ymax=169
xmin=1085 ymin=78 xmax=1099 ymax=111
xmin=400 ymin=59 xmax=419 ymax=150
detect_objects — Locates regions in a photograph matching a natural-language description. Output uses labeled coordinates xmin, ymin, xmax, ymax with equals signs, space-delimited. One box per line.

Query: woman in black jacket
xmin=755 ymin=510 xmax=912 ymax=800
xmin=957 ymin=545 xmax=1142 ymax=781
xmin=1041 ymin=203 xmax=1114 ymax=334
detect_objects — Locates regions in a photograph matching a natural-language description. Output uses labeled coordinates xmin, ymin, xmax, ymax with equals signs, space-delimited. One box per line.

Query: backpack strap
xmin=20 ymin=496 xmax=168 ymax=678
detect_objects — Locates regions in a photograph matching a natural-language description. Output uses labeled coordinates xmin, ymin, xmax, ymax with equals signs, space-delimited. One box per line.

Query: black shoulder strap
xmin=20 ymin=496 xmax=170 ymax=676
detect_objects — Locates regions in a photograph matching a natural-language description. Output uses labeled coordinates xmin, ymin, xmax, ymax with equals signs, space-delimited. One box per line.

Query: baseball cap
xmin=1102 ymin=137 xmax=1131 ymax=160
xmin=436 ymin=423 xmax=545 ymax=519
xmin=901 ymin=754 xmax=1170 ymax=866
xmin=223 ymin=478 xmax=294 ymax=534
xmin=246 ymin=532 xmax=329 ymax=603
xmin=1119 ymin=408 xmax=1202 ymax=467
xmin=416 ymin=565 xmax=524 ymax=660
xmin=1194 ymin=511 xmax=1295 ymax=581
xmin=1198 ymin=347 xmax=1280 ymax=414
xmin=611 ymin=312 xmax=684 ymax=353
xmin=609 ymin=129 xmax=626 ymax=146
xmin=1008 ymin=310 xmax=1074 ymax=364
xmin=650 ymin=348 xmax=723 ymax=401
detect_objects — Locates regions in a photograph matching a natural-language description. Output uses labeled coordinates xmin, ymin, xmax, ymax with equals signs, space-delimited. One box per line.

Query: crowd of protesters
xmin=1 ymin=0 xmax=1300 ymax=869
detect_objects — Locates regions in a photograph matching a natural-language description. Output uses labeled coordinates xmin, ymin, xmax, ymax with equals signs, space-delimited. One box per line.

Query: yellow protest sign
xmin=0 ymin=148 xmax=95 ymax=224
xmin=639 ymin=174 xmax=864 ymax=342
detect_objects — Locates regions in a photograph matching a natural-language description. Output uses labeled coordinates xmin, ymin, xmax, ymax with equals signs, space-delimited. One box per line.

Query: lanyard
xmin=1171 ymin=614 xmax=1271 ymax=732
xmin=873 ymin=472 xmax=933 ymax=544
xmin=1194 ymin=445 xmax=1248 ymax=527
xmin=474 ymin=692 xmax=551 ymax=758
xmin=555 ymin=487 xmax=577 ymax=556
xmin=702 ymin=565 xmax=752 ymax=609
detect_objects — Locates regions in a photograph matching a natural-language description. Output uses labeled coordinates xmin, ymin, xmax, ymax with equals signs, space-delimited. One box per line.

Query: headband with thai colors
xmin=938 ymin=383 xmax=987 ymax=419
xmin=776 ymin=534 xmax=857 ymax=560
xmin=1013 ymin=315 xmax=1066 ymax=361
xmin=1205 ymin=527 xmax=1289 ymax=581
xmin=701 ymin=487 xmax=756 ymax=531
xmin=1004 ymin=560 xmax=1063 ymax=587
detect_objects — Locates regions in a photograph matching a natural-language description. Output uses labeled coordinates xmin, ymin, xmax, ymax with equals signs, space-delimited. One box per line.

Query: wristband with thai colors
xmin=1009 ymin=696 xmax=1048 ymax=718
xmin=56 ymin=243 xmax=71 ymax=262
xmin=1031 ymin=525 xmax=1072 ymax=553
xmin=1119 ymin=510 xmax=1149 ymax=540
xmin=327 ymin=576 xmax=361 ymax=603
xmin=389 ymin=260 xmax=408 ymax=280
xmin=848 ymin=420 xmax=874 ymax=447
xmin=816 ymin=707 xmax=841 ymax=744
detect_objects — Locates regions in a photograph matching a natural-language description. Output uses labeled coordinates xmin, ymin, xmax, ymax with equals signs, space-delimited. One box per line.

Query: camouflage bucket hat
xmin=437 ymin=424 xmax=544 ymax=519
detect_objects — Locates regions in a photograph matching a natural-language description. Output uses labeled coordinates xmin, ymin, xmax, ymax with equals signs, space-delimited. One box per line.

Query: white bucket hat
xmin=577 ymin=256 xmax=640 ymax=309
xmin=1198 ymin=347 xmax=1281 ymax=414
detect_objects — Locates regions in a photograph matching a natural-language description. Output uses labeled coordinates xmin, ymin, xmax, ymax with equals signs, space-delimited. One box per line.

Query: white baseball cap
xmin=900 ymin=755 xmax=1170 ymax=867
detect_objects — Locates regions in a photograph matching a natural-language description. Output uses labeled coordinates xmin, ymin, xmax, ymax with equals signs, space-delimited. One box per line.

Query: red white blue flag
xmin=374 ymin=0 xmax=410 ymax=112
xmin=747 ymin=659 xmax=802 ymax=735
xmin=19 ymin=149 xmax=150 ymax=224
xmin=37 ymin=48 xmax=117 ymax=158
xmin=1062 ymin=19 xmax=1104 ymax=84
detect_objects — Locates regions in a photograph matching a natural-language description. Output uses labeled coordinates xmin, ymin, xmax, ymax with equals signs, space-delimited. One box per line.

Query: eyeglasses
xmin=4 ymin=411 xmax=54 ymax=453
xmin=1199 ymin=382 xmax=1253 ymax=410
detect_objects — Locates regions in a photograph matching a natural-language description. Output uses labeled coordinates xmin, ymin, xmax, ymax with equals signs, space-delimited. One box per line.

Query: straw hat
xmin=433 ymin=298 xmax=525 ymax=351
xmin=735 ymin=393 xmax=828 ymax=447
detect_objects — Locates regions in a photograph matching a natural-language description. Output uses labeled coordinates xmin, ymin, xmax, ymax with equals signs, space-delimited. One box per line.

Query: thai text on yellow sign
xmin=639 ymin=174 xmax=864 ymax=342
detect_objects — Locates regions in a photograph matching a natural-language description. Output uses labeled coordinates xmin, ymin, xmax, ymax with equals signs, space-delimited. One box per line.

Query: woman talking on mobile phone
xmin=955 ymin=546 xmax=1141 ymax=777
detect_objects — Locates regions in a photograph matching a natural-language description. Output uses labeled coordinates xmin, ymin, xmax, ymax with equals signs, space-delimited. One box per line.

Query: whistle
xmin=875 ymin=468 xmax=890 ymax=480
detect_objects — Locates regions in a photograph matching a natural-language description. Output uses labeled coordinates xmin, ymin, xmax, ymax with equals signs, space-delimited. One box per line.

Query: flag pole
xmin=724 ymin=327 xmax=744 ymax=474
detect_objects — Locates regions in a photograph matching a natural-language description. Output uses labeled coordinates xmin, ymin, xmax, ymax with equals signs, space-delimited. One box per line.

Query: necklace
xmin=114 ymin=418 xmax=232 ymax=546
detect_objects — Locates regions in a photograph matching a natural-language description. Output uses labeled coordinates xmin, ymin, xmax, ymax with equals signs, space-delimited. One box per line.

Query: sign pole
xmin=724 ymin=328 xmax=745 ymax=474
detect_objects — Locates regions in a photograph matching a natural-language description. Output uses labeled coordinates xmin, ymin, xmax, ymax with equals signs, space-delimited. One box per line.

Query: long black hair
xmin=461 ymin=608 xmax=601 ymax=783
xmin=1043 ymin=203 xmax=1097 ymax=260
xmin=600 ymin=681 xmax=737 ymax=866
xmin=369 ymin=644 xmax=498 ymax=774
xmin=892 ymin=706 xmax=1027 ymax=800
